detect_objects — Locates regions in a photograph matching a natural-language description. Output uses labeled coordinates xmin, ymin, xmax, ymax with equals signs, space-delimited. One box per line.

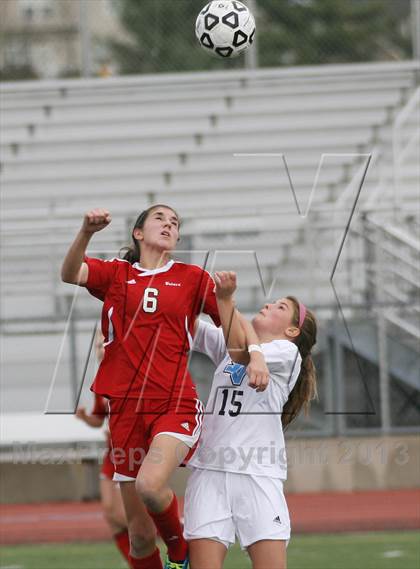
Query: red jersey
xmin=83 ymin=257 xmax=220 ymax=401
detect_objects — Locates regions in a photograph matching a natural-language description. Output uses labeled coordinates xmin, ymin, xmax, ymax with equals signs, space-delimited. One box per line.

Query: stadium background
xmin=0 ymin=1 xmax=419 ymax=568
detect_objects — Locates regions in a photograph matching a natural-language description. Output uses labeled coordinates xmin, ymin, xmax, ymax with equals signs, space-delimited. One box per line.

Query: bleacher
xmin=1 ymin=61 xmax=419 ymax=416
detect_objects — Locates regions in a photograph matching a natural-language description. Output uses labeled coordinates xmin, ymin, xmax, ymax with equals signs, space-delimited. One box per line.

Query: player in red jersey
xmin=76 ymin=330 xmax=130 ymax=566
xmin=62 ymin=205 xmax=220 ymax=569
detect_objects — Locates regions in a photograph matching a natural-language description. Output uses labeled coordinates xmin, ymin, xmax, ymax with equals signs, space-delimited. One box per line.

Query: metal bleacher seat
xmin=1 ymin=62 xmax=419 ymax=415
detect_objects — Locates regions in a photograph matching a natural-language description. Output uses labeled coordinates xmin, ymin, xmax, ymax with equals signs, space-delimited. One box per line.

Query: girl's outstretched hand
xmin=247 ymin=352 xmax=270 ymax=392
xmin=81 ymin=208 xmax=111 ymax=234
xmin=214 ymin=271 xmax=237 ymax=299
xmin=75 ymin=406 xmax=89 ymax=422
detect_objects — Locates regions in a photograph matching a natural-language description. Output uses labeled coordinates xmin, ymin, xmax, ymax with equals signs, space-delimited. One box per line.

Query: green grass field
xmin=1 ymin=532 xmax=419 ymax=569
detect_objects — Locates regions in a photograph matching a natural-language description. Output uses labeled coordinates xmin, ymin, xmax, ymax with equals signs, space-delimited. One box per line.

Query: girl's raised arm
xmin=61 ymin=208 xmax=111 ymax=285
xmin=215 ymin=271 xmax=269 ymax=392
xmin=214 ymin=271 xmax=246 ymax=354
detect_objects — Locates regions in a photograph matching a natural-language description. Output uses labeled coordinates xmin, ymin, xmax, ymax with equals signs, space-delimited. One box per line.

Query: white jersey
xmin=189 ymin=320 xmax=301 ymax=479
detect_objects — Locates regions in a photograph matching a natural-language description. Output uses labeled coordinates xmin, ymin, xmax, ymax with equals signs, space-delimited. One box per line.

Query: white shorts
xmin=183 ymin=469 xmax=291 ymax=550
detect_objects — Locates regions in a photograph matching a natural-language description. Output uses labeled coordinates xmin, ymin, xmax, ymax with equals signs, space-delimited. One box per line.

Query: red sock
xmin=129 ymin=548 xmax=162 ymax=569
xmin=114 ymin=528 xmax=130 ymax=563
xmin=148 ymin=494 xmax=187 ymax=562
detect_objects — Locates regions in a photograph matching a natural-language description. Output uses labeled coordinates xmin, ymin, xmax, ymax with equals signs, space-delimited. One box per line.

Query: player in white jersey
xmin=184 ymin=272 xmax=317 ymax=569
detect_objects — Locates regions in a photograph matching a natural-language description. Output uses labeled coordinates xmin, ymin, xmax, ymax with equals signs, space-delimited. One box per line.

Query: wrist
xmin=79 ymin=228 xmax=94 ymax=238
xmin=248 ymin=344 xmax=263 ymax=355
xmin=216 ymin=295 xmax=235 ymax=303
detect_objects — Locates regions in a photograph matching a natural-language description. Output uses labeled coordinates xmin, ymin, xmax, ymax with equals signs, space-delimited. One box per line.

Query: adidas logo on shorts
xmin=181 ymin=422 xmax=190 ymax=432
xmin=273 ymin=516 xmax=282 ymax=525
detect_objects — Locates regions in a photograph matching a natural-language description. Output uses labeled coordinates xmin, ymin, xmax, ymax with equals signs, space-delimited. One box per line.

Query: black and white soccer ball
xmin=195 ymin=1 xmax=256 ymax=59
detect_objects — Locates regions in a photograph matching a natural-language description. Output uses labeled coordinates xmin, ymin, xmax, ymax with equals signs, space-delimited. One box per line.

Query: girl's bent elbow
xmin=228 ymin=351 xmax=249 ymax=365
xmin=61 ymin=270 xmax=76 ymax=284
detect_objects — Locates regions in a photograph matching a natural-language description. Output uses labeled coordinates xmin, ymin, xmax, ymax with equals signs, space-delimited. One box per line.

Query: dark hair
xmin=281 ymin=296 xmax=318 ymax=429
xmin=119 ymin=204 xmax=181 ymax=264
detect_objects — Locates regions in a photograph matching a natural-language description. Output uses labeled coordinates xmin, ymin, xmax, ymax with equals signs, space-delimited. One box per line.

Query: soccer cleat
xmin=163 ymin=555 xmax=189 ymax=569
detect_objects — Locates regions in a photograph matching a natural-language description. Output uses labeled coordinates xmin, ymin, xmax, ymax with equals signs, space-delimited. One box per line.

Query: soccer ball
xmin=195 ymin=1 xmax=256 ymax=59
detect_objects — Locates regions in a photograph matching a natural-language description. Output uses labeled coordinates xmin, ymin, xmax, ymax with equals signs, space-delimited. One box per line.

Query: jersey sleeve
xmin=92 ymin=393 xmax=108 ymax=416
xmin=262 ymin=340 xmax=302 ymax=392
xmin=199 ymin=270 xmax=221 ymax=327
xmin=82 ymin=256 xmax=119 ymax=301
xmin=193 ymin=319 xmax=227 ymax=366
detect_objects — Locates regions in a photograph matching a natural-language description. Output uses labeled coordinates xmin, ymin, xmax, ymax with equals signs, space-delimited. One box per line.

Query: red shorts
xmin=100 ymin=445 xmax=115 ymax=481
xmin=108 ymin=397 xmax=204 ymax=481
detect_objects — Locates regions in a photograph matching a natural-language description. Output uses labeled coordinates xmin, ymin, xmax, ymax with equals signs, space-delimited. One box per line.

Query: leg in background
xmin=100 ymin=478 xmax=127 ymax=533
xmin=100 ymin=478 xmax=130 ymax=563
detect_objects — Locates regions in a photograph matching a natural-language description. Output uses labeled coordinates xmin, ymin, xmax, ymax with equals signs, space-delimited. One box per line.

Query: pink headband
xmin=298 ymin=302 xmax=307 ymax=328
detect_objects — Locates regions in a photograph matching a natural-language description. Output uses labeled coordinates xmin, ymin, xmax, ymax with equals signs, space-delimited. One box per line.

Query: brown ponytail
xmin=282 ymin=296 xmax=318 ymax=429
xmin=119 ymin=204 xmax=181 ymax=264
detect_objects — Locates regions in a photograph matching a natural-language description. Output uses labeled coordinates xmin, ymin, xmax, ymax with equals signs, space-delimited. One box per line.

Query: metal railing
xmin=393 ymin=86 xmax=420 ymax=216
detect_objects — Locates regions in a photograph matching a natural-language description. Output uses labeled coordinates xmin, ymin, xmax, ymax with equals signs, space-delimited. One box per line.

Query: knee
xmin=128 ymin=527 xmax=156 ymax=558
xmin=135 ymin=475 xmax=163 ymax=509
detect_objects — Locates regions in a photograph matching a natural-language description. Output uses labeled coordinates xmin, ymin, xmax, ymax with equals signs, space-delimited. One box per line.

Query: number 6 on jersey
xmin=143 ymin=287 xmax=159 ymax=313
